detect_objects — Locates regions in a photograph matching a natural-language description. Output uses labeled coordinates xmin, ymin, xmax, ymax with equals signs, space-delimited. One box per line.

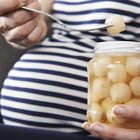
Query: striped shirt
xmin=1 ymin=0 xmax=140 ymax=134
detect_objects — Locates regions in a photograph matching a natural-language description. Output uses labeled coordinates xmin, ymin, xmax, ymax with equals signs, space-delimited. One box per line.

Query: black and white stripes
xmin=1 ymin=0 xmax=140 ymax=134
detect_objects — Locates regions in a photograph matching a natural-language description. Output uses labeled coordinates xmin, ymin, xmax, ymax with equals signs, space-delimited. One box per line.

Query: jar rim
xmin=95 ymin=41 xmax=140 ymax=54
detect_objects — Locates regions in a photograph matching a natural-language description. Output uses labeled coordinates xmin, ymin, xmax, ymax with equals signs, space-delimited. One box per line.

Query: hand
xmin=0 ymin=0 xmax=47 ymax=49
xmin=83 ymin=105 xmax=140 ymax=140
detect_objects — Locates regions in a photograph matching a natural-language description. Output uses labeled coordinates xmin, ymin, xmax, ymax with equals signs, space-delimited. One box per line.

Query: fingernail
xmin=91 ymin=124 xmax=103 ymax=133
xmin=82 ymin=122 xmax=90 ymax=131
xmin=113 ymin=107 xmax=126 ymax=116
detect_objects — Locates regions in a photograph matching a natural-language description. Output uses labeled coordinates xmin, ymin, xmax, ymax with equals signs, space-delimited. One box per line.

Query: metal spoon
xmin=22 ymin=6 xmax=113 ymax=32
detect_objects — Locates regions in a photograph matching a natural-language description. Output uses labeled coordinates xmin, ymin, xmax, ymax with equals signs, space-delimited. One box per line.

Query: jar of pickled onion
xmin=87 ymin=41 xmax=140 ymax=128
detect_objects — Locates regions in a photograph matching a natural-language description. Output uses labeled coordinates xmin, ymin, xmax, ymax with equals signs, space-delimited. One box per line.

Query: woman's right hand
xmin=0 ymin=0 xmax=48 ymax=49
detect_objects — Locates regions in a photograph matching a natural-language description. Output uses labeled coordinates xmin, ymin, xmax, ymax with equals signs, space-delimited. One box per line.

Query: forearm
xmin=37 ymin=0 xmax=54 ymax=22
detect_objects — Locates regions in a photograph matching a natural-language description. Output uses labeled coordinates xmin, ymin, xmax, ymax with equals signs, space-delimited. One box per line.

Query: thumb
xmin=113 ymin=105 xmax=140 ymax=120
xmin=0 ymin=0 xmax=32 ymax=15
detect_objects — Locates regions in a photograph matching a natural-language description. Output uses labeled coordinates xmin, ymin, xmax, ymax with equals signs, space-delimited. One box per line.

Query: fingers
xmin=0 ymin=11 xmax=36 ymax=32
xmin=82 ymin=122 xmax=140 ymax=140
xmin=0 ymin=1 xmax=40 ymax=32
xmin=4 ymin=16 xmax=38 ymax=41
xmin=90 ymin=122 xmax=140 ymax=140
xmin=0 ymin=0 xmax=47 ymax=49
xmin=113 ymin=105 xmax=140 ymax=120
xmin=9 ymin=18 xmax=47 ymax=48
xmin=0 ymin=0 xmax=32 ymax=15
xmin=82 ymin=104 xmax=140 ymax=140
xmin=6 ymin=42 xmax=28 ymax=49
xmin=15 ymin=23 xmax=43 ymax=46
xmin=82 ymin=122 xmax=100 ymax=138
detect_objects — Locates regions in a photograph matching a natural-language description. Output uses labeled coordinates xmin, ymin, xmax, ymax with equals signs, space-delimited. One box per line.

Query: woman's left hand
xmin=82 ymin=105 xmax=140 ymax=140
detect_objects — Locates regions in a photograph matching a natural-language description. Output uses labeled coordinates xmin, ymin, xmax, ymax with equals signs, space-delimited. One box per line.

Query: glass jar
xmin=87 ymin=41 xmax=140 ymax=128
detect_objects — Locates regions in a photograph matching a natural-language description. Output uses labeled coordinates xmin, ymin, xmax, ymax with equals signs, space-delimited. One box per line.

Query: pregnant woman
xmin=0 ymin=0 xmax=140 ymax=139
